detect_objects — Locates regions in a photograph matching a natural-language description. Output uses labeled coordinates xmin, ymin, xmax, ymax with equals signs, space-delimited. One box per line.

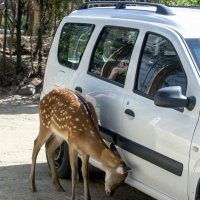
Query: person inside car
xmin=108 ymin=60 xmax=129 ymax=80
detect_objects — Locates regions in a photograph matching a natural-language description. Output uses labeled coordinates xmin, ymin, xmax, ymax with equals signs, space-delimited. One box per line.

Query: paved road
xmin=0 ymin=95 xmax=154 ymax=200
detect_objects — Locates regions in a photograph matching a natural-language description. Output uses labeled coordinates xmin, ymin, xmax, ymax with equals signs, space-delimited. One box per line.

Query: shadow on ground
xmin=0 ymin=163 xmax=154 ymax=200
xmin=0 ymin=96 xmax=39 ymax=115
xmin=0 ymin=103 xmax=38 ymax=115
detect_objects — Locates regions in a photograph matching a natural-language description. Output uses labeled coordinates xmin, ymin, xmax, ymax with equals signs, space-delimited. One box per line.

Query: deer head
xmin=104 ymin=143 xmax=131 ymax=196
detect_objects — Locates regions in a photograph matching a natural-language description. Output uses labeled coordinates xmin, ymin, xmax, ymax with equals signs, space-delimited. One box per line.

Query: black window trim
xmin=87 ymin=71 xmax=125 ymax=88
xmin=99 ymin=125 xmax=183 ymax=176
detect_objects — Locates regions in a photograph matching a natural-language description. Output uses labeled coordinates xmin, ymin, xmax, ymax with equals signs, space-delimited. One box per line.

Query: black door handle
xmin=125 ymin=109 xmax=135 ymax=117
xmin=75 ymin=86 xmax=82 ymax=94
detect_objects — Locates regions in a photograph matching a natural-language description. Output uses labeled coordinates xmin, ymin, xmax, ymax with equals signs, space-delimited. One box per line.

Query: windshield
xmin=186 ymin=39 xmax=200 ymax=71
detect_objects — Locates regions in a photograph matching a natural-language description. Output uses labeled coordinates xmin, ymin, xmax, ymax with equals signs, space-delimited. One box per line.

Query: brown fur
xmin=29 ymin=88 xmax=128 ymax=200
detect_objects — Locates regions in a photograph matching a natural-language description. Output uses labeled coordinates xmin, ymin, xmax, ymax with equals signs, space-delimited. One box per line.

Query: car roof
xmin=69 ymin=2 xmax=200 ymax=38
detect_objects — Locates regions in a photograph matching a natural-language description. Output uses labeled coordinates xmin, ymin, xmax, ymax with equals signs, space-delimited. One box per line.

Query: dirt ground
xmin=0 ymin=94 xmax=154 ymax=200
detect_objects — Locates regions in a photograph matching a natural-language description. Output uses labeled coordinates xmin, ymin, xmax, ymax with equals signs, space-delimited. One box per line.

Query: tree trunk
xmin=53 ymin=5 xmax=57 ymax=32
xmin=34 ymin=0 xmax=43 ymax=77
xmin=2 ymin=0 xmax=8 ymax=75
xmin=16 ymin=0 xmax=22 ymax=73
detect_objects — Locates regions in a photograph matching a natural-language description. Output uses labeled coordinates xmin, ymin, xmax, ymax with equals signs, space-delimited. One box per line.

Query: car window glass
xmin=58 ymin=23 xmax=94 ymax=70
xmin=89 ymin=26 xmax=138 ymax=85
xmin=136 ymin=33 xmax=187 ymax=97
xmin=186 ymin=39 xmax=200 ymax=70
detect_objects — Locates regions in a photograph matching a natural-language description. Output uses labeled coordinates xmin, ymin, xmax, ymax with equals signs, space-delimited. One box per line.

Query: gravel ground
xmin=0 ymin=94 xmax=154 ymax=200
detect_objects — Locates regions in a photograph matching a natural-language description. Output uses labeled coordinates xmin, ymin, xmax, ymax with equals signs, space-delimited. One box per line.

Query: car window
xmin=186 ymin=38 xmax=200 ymax=71
xmin=89 ymin=26 xmax=138 ymax=85
xmin=58 ymin=23 xmax=94 ymax=70
xmin=135 ymin=33 xmax=187 ymax=97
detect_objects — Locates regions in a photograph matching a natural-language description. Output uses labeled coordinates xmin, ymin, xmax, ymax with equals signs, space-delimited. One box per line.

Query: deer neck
xmin=71 ymin=92 xmax=122 ymax=170
xmin=88 ymin=142 xmax=122 ymax=171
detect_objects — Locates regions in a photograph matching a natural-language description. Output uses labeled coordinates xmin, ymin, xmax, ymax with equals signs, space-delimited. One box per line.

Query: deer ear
xmin=122 ymin=165 xmax=132 ymax=173
xmin=116 ymin=164 xmax=132 ymax=174
xmin=110 ymin=143 xmax=121 ymax=158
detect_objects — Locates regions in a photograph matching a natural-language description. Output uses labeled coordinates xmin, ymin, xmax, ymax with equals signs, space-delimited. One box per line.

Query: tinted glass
xmin=136 ymin=33 xmax=186 ymax=97
xmin=186 ymin=39 xmax=200 ymax=70
xmin=58 ymin=23 xmax=94 ymax=69
xmin=89 ymin=26 xmax=138 ymax=85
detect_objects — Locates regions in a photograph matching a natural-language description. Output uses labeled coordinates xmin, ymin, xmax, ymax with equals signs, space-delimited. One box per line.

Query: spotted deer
xmin=29 ymin=88 xmax=130 ymax=200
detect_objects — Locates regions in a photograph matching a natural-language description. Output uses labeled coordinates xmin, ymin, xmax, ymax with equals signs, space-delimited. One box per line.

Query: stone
xmin=18 ymin=84 xmax=36 ymax=96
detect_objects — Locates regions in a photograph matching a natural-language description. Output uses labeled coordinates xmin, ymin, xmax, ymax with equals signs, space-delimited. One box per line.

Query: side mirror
xmin=154 ymin=86 xmax=196 ymax=111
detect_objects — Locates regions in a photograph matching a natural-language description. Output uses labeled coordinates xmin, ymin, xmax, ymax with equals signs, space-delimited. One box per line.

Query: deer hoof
xmin=30 ymin=183 xmax=37 ymax=192
xmin=54 ymin=184 xmax=65 ymax=192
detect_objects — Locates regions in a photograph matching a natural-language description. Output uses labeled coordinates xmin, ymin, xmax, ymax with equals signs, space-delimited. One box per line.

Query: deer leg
xmin=29 ymin=127 xmax=52 ymax=192
xmin=69 ymin=146 xmax=79 ymax=200
xmin=45 ymin=135 xmax=65 ymax=192
xmin=81 ymin=154 xmax=91 ymax=200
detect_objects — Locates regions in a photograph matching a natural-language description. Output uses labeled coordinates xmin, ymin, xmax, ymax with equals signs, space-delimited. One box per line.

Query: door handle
xmin=75 ymin=86 xmax=82 ymax=94
xmin=125 ymin=109 xmax=135 ymax=117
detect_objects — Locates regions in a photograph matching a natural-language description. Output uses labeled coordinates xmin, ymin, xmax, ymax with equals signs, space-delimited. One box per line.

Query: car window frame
xmin=88 ymin=25 xmax=139 ymax=88
xmin=133 ymin=31 xmax=188 ymax=100
xmin=57 ymin=22 xmax=95 ymax=70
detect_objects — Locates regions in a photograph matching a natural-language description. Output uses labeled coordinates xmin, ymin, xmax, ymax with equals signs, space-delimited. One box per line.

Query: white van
xmin=41 ymin=2 xmax=200 ymax=200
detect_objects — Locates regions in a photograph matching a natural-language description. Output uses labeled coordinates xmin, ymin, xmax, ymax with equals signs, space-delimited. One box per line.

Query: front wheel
xmin=47 ymin=142 xmax=71 ymax=179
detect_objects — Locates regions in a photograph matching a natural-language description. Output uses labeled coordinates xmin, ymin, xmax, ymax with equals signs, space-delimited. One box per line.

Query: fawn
xmin=29 ymin=88 xmax=130 ymax=200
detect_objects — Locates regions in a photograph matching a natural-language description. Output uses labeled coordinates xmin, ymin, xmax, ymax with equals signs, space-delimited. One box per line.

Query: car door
xmin=121 ymin=31 xmax=200 ymax=200
xmin=73 ymin=25 xmax=139 ymax=136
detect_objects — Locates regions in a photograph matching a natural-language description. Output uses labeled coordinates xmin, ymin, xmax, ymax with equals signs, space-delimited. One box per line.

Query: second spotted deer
xmin=29 ymin=88 xmax=130 ymax=200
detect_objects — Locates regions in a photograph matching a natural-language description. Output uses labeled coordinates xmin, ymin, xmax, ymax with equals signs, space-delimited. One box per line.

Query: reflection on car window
xmin=186 ymin=39 xmax=200 ymax=70
xmin=58 ymin=23 xmax=94 ymax=70
xmin=136 ymin=33 xmax=187 ymax=97
xmin=89 ymin=26 xmax=138 ymax=85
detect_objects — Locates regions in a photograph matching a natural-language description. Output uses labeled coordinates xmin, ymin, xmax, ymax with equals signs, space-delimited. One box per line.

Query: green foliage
xmin=160 ymin=0 xmax=200 ymax=6
xmin=58 ymin=23 xmax=94 ymax=68
xmin=47 ymin=0 xmax=83 ymax=20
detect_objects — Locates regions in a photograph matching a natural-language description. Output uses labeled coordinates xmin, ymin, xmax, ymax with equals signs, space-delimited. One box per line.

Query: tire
xmin=47 ymin=142 xmax=71 ymax=179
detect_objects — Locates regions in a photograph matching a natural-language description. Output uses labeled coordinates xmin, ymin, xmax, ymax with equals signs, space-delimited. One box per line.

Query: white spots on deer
xmin=41 ymin=117 xmax=50 ymax=128
xmin=45 ymin=114 xmax=49 ymax=119
xmin=71 ymin=100 xmax=77 ymax=106
xmin=41 ymin=109 xmax=46 ymax=114
xmin=83 ymin=106 xmax=89 ymax=115
xmin=40 ymin=87 xmax=101 ymax=138
xmin=53 ymin=108 xmax=57 ymax=113
xmin=70 ymin=121 xmax=74 ymax=126
xmin=58 ymin=102 xmax=63 ymax=107
xmin=90 ymin=130 xmax=95 ymax=136
xmin=52 ymin=117 xmax=61 ymax=129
